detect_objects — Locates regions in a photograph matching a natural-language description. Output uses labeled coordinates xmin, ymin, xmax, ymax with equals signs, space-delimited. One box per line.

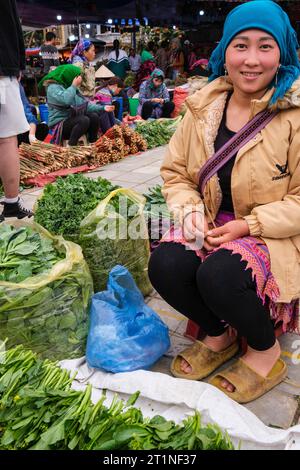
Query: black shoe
xmin=2 ymin=198 xmax=33 ymax=219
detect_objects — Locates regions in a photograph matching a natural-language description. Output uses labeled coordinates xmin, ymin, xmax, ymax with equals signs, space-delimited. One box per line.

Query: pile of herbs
xmin=0 ymin=224 xmax=93 ymax=361
xmin=135 ymin=117 xmax=182 ymax=149
xmin=0 ymin=345 xmax=235 ymax=450
xmin=35 ymin=174 xmax=152 ymax=296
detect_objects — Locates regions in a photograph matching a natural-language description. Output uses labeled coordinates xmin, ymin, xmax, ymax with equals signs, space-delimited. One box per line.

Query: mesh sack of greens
xmin=79 ymin=188 xmax=152 ymax=296
xmin=0 ymin=221 xmax=93 ymax=361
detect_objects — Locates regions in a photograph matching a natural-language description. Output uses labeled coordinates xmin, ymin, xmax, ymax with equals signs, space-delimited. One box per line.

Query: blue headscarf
xmin=208 ymin=0 xmax=300 ymax=105
xmin=71 ymin=39 xmax=92 ymax=63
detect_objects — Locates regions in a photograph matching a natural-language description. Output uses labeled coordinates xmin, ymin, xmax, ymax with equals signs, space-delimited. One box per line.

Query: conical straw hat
xmin=95 ymin=65 xmax=115 ymax=78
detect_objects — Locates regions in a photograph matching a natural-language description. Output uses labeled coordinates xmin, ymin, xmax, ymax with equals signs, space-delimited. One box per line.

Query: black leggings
xmin=62 ymin=113 xmax=100 ymax=145
xmin=141 ymin=101 xmax=175 ymax=120
xmin=148 ymin=243 xmax=276 ymax=351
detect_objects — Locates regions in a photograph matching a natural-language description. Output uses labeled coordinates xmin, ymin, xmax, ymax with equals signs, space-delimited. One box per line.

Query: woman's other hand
xmin=206 ymin=220 xmax=250 ymax=247
xmin=72 ymin=76 xmax=82 ymax=87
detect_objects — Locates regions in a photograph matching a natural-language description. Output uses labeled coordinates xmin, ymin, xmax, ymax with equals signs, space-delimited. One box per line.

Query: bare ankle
xmin=203 ymin=330 xmax=236 ymax=353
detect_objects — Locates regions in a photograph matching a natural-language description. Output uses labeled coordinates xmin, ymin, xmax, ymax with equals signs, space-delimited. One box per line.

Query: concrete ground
xmin=11 ymin=145 xmax=300 ymax=430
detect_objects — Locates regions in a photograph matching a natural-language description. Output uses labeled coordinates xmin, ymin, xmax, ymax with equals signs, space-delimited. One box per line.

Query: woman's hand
xmin=151 ymin=98 xmax=161 ymax=103
xmin=206 ymin=220 xmax=250 ymax=248
xmin=72 ymin=76 xmax=82 ymax=88
xmin=104 ymin=105 xmax=115 ymax=112
xmin=182 ymin=211 xmax=208 ymax=249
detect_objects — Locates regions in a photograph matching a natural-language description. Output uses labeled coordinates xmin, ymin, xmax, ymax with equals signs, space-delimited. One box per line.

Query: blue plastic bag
xmin=86 ymin=265 xmax=171 ymax=373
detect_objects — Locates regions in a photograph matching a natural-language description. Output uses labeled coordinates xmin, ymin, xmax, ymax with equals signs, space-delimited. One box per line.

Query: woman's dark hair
xmin=147 ymin=41 xmax=156 ymax=53
xmin=113 ymin=39 xmax=120 ymax=60
xmin=46 ymin=32 xmax=56 ymax=42
xmin=152 ymin=74 xmax=163 ymax=82
xmin=107 ymin=77 xmax=124 ymax=88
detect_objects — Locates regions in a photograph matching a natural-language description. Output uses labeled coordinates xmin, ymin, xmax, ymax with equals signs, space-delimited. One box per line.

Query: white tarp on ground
xmin=60 ymin=357 xmax=300 ymax=450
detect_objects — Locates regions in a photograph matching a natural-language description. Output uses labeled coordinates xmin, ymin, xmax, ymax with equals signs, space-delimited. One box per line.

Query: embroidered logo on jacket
xmin=272 ymin=161 xmax=290 ymax=181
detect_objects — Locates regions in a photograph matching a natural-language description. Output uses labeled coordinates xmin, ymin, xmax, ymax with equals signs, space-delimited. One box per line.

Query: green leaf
xmin=114 ymin=425 xmax=150 ymax=445
xmin=13 ymin=242 xmax=39 ymax=256
xmin=68 ymin=435 xmax=80 ymax=450
xmin=1 ymin=429 xmax=15 ymax=446
xmin=154 ymin=430 xmax=173 ymax=441
xmin=16 ymin=261 xmax=33 ymax=282
xmin=39 ymin=421 xmax=66 ymax=446
xmin=11 ymin=416 xmax=34 ymax=430
xmin=125 ymin=391 xmax=140 ymax=408
xmin=59 ymin=312 xmax=77 ymax=330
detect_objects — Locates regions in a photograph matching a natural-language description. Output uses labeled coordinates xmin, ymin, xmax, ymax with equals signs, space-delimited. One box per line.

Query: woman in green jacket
xmin=40 ymin=65 xmax=115 ymax=145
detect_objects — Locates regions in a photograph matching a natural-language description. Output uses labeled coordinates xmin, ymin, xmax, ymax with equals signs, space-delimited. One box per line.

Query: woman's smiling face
xmin=225 ymin=29 xmax=281 ymax=98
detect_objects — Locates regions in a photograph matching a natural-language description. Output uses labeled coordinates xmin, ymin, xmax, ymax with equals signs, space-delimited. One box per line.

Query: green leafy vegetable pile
xmin=0 ymin=224 xmax=64 ymax=283
xmin=34 ymin=174 xmax=118 ymax=238
xmin=0 ymin=345 xmax=235 ymax=450
xmin=0 ymin=223 xmax=93 ymax=360
xmin=135 ymin=117 xmax=182 ymax=149
xmin=35 ymin=175 xmax=152 ymax=296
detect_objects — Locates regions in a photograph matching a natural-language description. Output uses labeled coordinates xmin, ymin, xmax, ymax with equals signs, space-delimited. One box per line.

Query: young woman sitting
xmin=138 ymin=69 xmax=175 ymax=120
xmin=149 ymin=0 xmax=300 ymax=403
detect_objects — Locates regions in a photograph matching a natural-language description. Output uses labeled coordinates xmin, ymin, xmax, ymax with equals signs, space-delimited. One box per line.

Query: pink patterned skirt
xmin=161 ymin=211 xmax=300 ymax=334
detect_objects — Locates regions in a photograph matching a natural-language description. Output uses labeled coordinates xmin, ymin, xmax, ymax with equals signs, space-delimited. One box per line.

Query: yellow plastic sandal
xmin=208 ymin=358 xmax=287 ymax=403
xmin=170 ymin=340 xmax=239 ymax=381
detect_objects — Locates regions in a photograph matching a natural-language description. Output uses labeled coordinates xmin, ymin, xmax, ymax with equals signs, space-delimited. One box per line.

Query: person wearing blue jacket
xmin=39 ymin=65 xmax=115 ymax=145
xmin=18 ymin=84 xmax=49 ymax=146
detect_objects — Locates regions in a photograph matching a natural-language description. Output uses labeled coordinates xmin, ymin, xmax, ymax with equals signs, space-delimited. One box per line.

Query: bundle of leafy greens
xmin=0 ymin=223 xmax=93 ymax=361
xmin=35 ymin=176 xmax=152 ymax=296
xmin=0 ymin=345 xmax=235 ymax=450
xmin=135 ymin=117 xmax=182 ymax=149
xmin=143 ymin=185 xmax=173 ymax=252
xmin=0 ymin=224 xmax=64 ymax=283
xmin=143 ymin=185 xmax=170 ymax=220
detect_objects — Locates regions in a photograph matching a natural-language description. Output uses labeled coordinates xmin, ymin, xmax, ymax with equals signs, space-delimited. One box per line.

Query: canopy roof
xmin=17 ymin=1 xmax=299 ymax=28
